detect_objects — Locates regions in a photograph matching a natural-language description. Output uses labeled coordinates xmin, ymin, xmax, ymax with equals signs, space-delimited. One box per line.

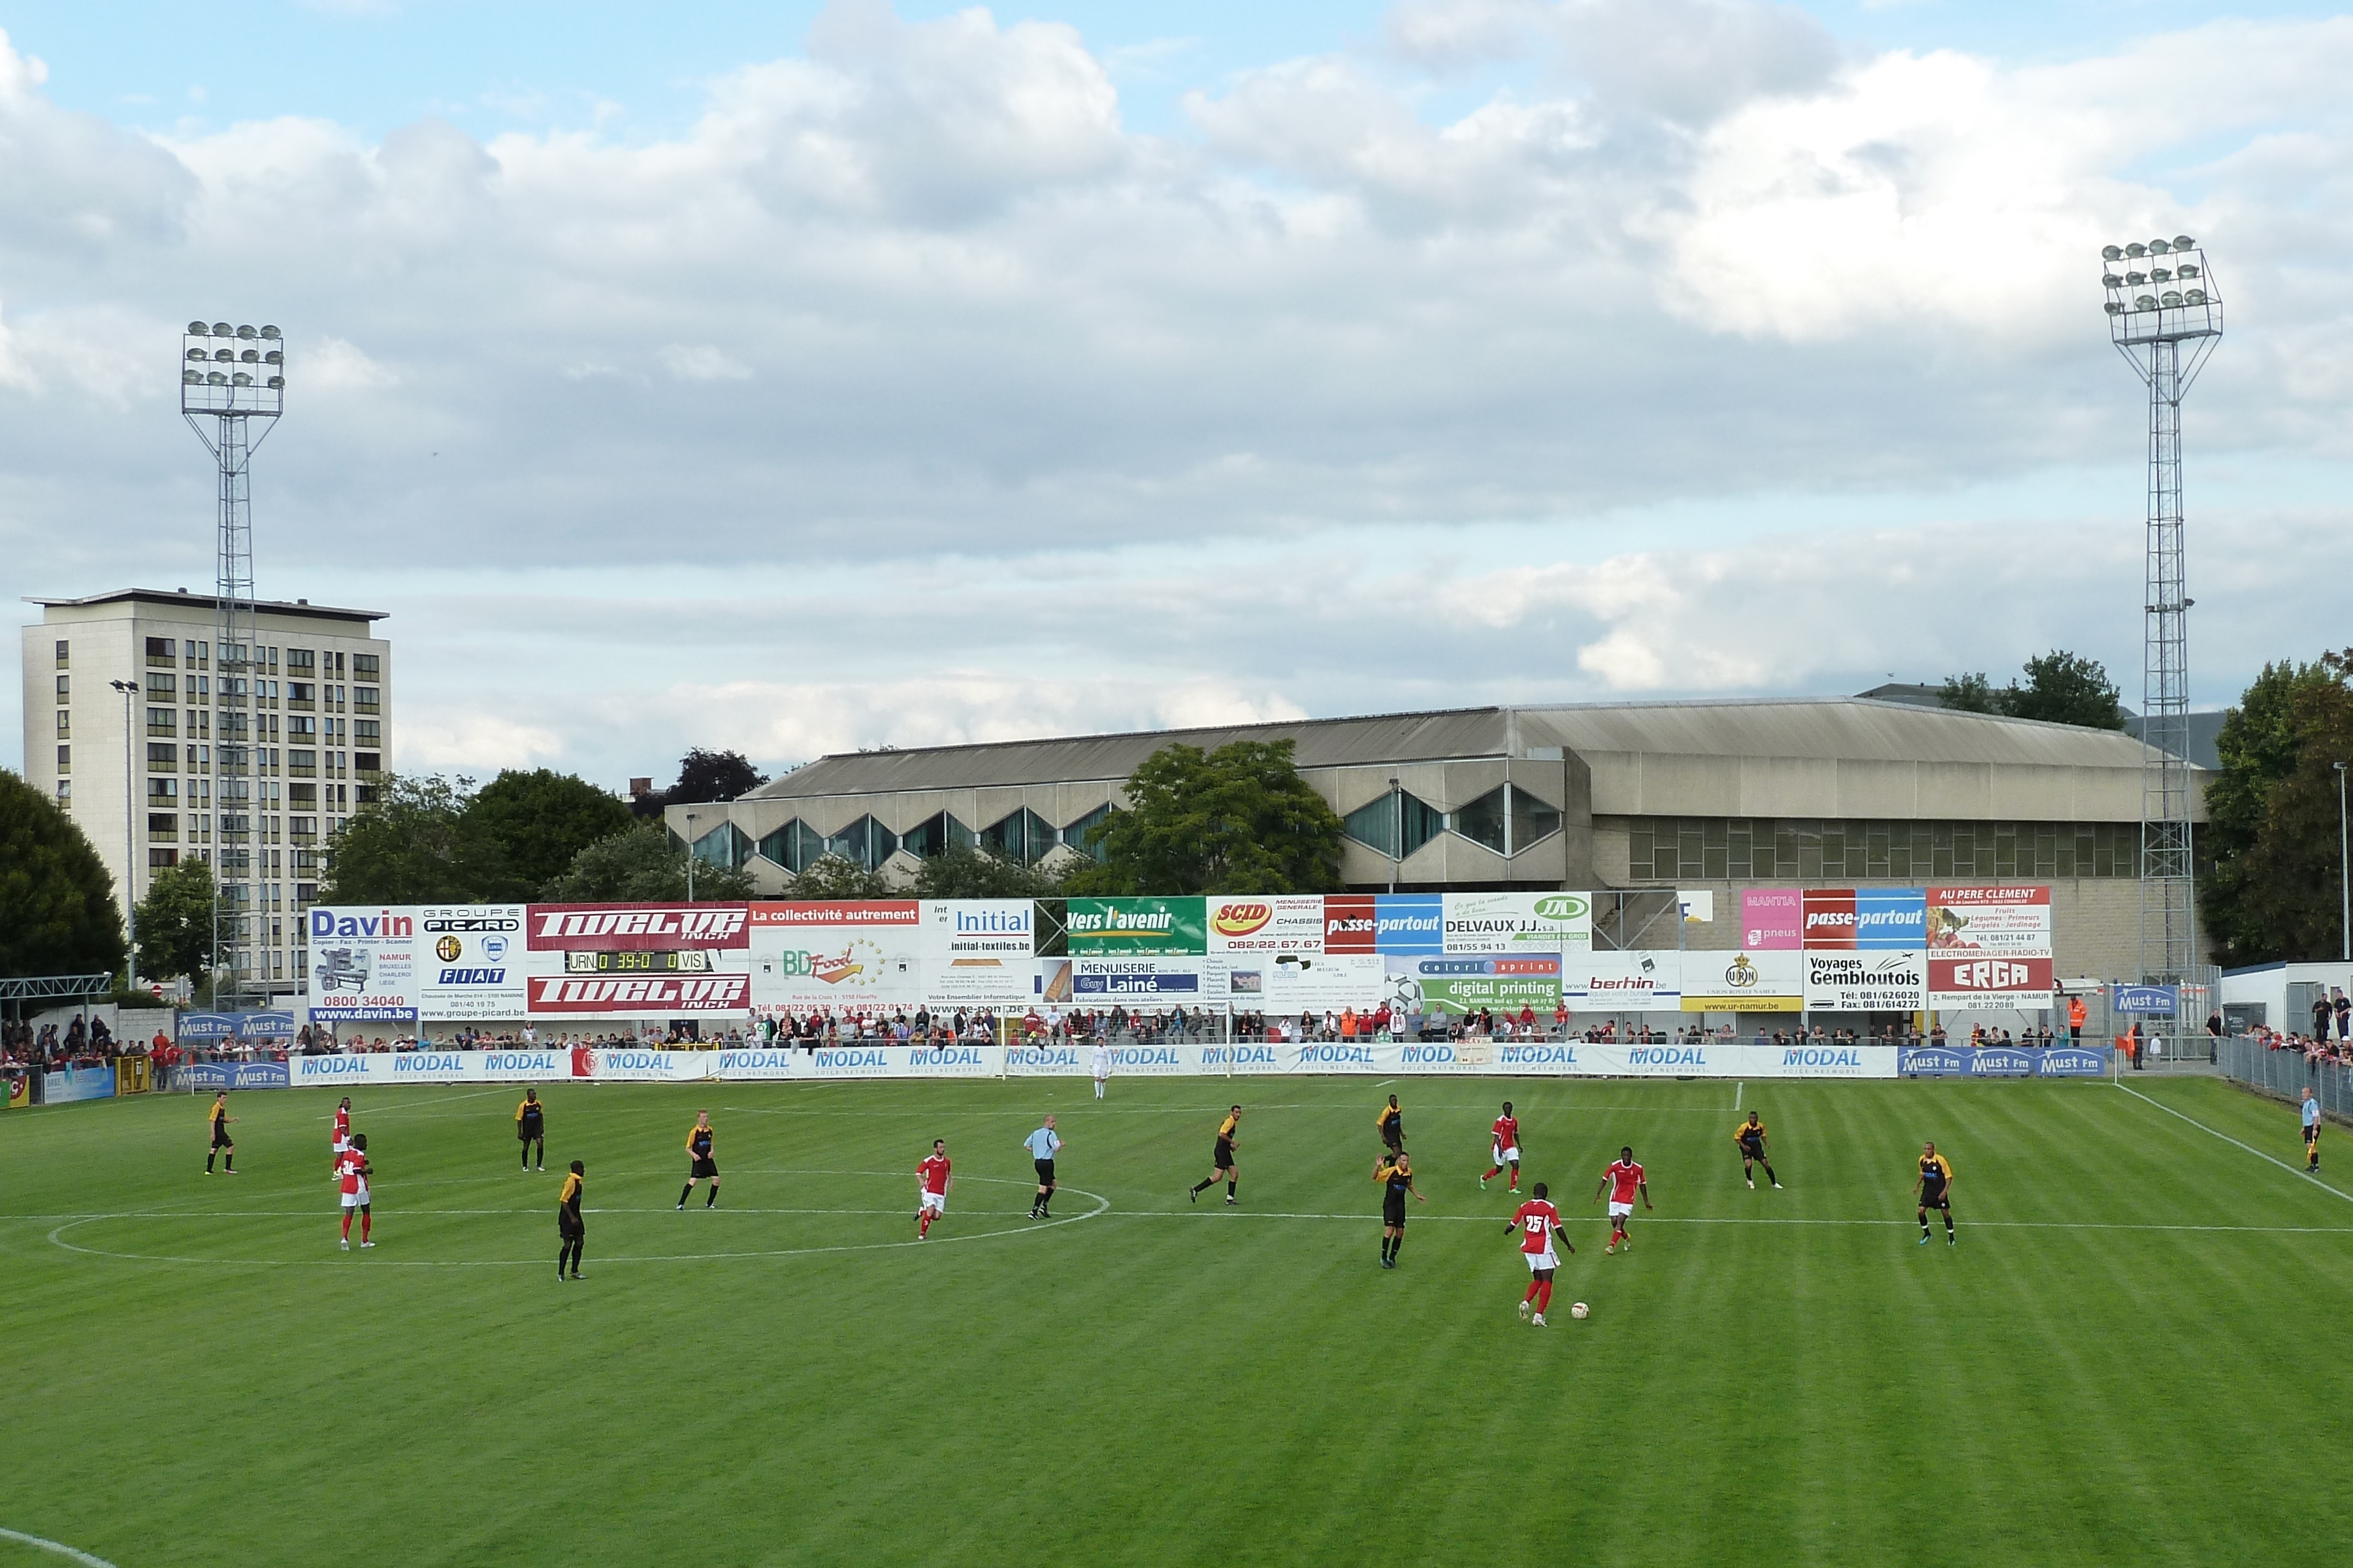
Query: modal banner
xmin=287 ymin=1049 xmax=570 ymax=1087
xmin=1681 ymin=950 xmax=1804 ymax=1012
xmin=706 ymin=1044 xmax=1001 ymax=1080
xmin=1804 ymin=950 xmax=1926 ymax=1012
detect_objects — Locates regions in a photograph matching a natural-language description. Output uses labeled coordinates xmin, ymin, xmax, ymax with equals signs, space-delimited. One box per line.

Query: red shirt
xmin=333 ymin=1107 xmax=350 ymax=1144
xmin=335 ymin=1149 xmax=368 ymax=1196
xmin=1512 ymin=1199 xmax=1562 ymax=1255
xmin=1605 ymin=1159 xmax=1644 ymax=1204
xmin=918 ymin=1155 xmax=951 ymax=1195
xmin=1492 ymin=1115 xmax=1519 ymax=1149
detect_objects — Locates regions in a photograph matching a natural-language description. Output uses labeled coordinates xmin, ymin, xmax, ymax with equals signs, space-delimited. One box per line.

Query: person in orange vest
xmin=2067 ymin=995 xmax=2088 ymax=1044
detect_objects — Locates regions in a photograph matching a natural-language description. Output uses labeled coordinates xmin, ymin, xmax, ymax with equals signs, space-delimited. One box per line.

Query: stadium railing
xmin=2218 ymin=1033 xmax=2353 ymax=1120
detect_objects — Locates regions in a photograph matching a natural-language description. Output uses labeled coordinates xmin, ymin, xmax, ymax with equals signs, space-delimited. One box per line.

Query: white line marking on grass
xmin=719 ymin=1102 xmax=1732 ymax=1117
xmin=333 ymin=1087 xmax=513 ymax=1118
xmin=2115 ymin=1081 xmax=2353 ymax=1206
xmin=1098 ymin=1210 xmax=2353 ymax=1235
xmin=0 ymin=1527 xmax=121 ymax=1567
xmin=41 ymin=1178 xmax=1111 ymax=1268
xmin=1735 ymin=1082 xmax=1742 ymax=1112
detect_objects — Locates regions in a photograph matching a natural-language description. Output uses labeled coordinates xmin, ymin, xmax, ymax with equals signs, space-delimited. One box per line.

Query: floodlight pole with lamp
xmin=685 ymin=811 xmax=700 ymax=901
xmin=110 ymin=679 xmax=140 ymax=991
xmin=2101 ymin=235 xmax=2220 ymax=1040
xmin=181 ymin=319 xmax=285 ymax=1012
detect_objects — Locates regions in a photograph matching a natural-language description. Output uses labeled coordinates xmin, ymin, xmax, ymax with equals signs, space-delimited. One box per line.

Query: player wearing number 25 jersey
xmin=1504 ymin=1183 xmax=1572 ymax=1326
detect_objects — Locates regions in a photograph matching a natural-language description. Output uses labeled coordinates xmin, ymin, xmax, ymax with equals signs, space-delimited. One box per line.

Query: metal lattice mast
xmin=182 ymin=320 xmax=285 ymax=1011
xmin=2101 ymin=237 xmax=2218 ymax=989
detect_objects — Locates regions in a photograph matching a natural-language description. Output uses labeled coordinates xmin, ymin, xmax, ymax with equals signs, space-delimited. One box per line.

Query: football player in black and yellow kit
xmin=1377 ymin=1094 xmax=1405 ymax=1153
xmin=517 ymin=1088 xmax=546 ymax=1172
xmin=1914 ymin=1142 xmax=1955 ymax=1246
xmin=1190 ymin=1106 xmax=1242 ymax=1205
xmin=678 ymin=1111 xmax=719 ymax=1209
xmin=1373 ymin=1149 xmax=1426 ymax=1268
xmin=206 ymin=1092 xmax=237 ymax=1174
xmin=557 ymin=1161 xmax=586 ymax=1280
xmin=1733 ymin=1110 xmax=1781 ymax=1190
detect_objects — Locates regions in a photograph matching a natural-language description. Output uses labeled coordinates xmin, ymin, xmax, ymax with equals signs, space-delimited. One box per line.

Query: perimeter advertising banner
xmin=1070 ymin=955 xmax=1206 ymax=999
xmin=1924 ymin=886 xmax=2053 ymax=954
xmin=1442 ymin=892 xmax=1592 ymax=955
xmin=1563 ymin=952 xmax=1682 ymax=1010
xmin=1384 ymin=953 xmax=1562 ymax=1016
xmin=1205 ymin=895 xmax=1325 ymax=955
xmin=749 ymin=902 xmax=922 ymax=1011
xmin=1926 ymin=955 xmax=2056 ymax=1012
xmin=1802 ymin=888 xmax=1926 ymax=950
xmin=1065 ymin=898 xmax=1207 ymax=955
xmin=1804 ymin=950 xmax=1927 ymax=1012
xmin=417 ymin=904 xmax=528 ymax=1021
xmin=1681 ymin=950 xmax=1804 ymax=1012
xmin=308 ymin=906 xmax=421 ymax=1023
xmin=920 ymin=900 xmax=1037 ymax=1005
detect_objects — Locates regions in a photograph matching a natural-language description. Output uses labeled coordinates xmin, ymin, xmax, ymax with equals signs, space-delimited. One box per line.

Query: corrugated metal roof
xmin=747 ymin=697 xmax=2181 ymax=801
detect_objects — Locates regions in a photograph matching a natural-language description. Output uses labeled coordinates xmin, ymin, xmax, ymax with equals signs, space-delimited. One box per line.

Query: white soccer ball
xmin=1570 ymin=1302 xmax=1590 ymax=1320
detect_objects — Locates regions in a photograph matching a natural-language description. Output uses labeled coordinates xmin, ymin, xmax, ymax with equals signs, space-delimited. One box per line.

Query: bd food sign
xmin=1065 ymin=898 xmax=1207 ymax=955
xmin=749 ymin=902 xmax=921 ymax=1010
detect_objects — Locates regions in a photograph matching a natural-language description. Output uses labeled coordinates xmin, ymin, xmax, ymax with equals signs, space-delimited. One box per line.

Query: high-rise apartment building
xmin=21 ymin=588 xmax=390 ymax=1000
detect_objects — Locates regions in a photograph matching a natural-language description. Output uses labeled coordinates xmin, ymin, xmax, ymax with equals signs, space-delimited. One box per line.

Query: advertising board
xmin=1563 ymin=952 xmax=1681 ymax=1011
xmin=1680 ymin=950 xmax=1804 ymax=1012
xmin=307 ymin=907 xmax=421 ymax=1023
xmin=1375 ymin=894 xmax=1444 ymax=953
xmin=1065 ymin=898 xmax=1207 ymax=955
xmin=1925 ymin=886 xmax=2053 ymax=954
xmin=1442 ymin=892 xmax=1591 ymax=955
xmin=749 ymin=902 xmax=922 ymax=1012
xmin=1804 ymin=950 xmax=1926 ymax=1012
xmin=1384 ymin=953 xmax=1561 ymax=1016
xmin=2113 ymin=984 xmax=2180 ymax=1016
xmin=1742 ymin=888 xmax=1802 ymax=950
xmin=527 ymin=974 xmax=752 ymax=1015
xmin=1927 ymin=955 xmax=2056 ymax=1012
xmin=286 ymin=1049 xmax=568 ymax=1087
xmin=1070 ymin=956 xmax=1205 ymax=999
xmin=1802 ymin=888 xmax=1926 ymax=950
xmin=1898 ymin=1046 xmax=2100 ymax=1078
xmin=417 ymin=904 xmax=527 ymax=1021
xmin=920 ymin=899 xmax=1035 ymax=1005
xmin=527 ymin=903 xmax=750 ymax=953
xmin=172 ymin=1059 xmax=290 ymax=1091
xmin=1206 ymin=895 xmax=1325 ymax=955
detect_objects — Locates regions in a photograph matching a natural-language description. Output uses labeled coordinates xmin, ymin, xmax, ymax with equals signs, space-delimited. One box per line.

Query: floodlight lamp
xmin=213 ymin=348 xmax=233 ymax=362
xmin=212 ymin=321 xmax=233 ymax=336
xmin=206 ymin=371 xmax=227 ymax=385
xmin=184 ymin=348 xmax=205 ymax=362
xmin=2135 ymin=294 xmax=2158 ymax=310
xmin=240 ymin=349 xmax=259 ymax=363
xmin=2177 ymin=264 xmax=2199 ymax=279
xmin=183 ymin=369 xmax=202 ymax=383
xmin=264 ymin=349 xmax=282 ymax=364
xmin=2102 ymin=245 xmax=2123 ymax=261
xmin=232 ymin=372 xmax=252 ymax=386
xmin=259 ymin=325 xmax=280 ymax=340
xmin=2173 ymin=234 xmax=2195 ymax=249
xmin=2183 ymin=289 xmax=2207 ymax=306
xmin=2126 ymin=242 xmax=2147 ymax=258
xmin=235 ymin=325 xmax=254 ymax=340
xmin=2149 ymin=238 xmax=2171 ymax=255
xmin=2161 ymin=291 xmax=2183 ymax=308
xmin=2103 ymin=272 xmax=2123 ymax=287
xmin=266 ymin=376 xmax=284 ymax=389
xmin=187 ymin=320 xmax=210 ymax=336
xmin=2105 ymin=302 xmax=2124 ymax=315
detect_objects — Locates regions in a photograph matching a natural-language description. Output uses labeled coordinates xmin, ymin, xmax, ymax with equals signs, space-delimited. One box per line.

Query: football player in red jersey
xmin=916 ymin=1139 xmax=952 ymax=1240
xmin=336 ymin=1133 xmax=375 ymax=1251
xmin=1482 ymin=1100 xmax=1521 ymax=1192
xmin=1593 ymin=1146 xmax=1651 ymax=1254
xmin=1504 ymin=1181 xmax=1573 ymax=1325
xmin=331 ymin=1097 xmax=352 ymax=1154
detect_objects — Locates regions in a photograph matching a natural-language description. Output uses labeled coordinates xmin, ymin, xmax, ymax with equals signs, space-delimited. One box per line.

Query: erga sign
xmin=1065 ymin=898 xmax=1207 ymax=955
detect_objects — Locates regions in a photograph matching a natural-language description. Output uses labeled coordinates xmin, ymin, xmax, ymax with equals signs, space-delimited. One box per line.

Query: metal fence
xmin=2218 ymin=1033 xmax=2353 ymax=1119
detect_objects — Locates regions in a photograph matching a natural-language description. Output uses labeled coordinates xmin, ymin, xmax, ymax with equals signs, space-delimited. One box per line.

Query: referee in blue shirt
xmin=1026 ymin=1115 xmax=1062 ymax=1220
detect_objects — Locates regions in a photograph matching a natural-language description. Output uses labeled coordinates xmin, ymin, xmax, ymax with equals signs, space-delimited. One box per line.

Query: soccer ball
xmin=1569 ymin=1302 xmax=1590 ymax=1320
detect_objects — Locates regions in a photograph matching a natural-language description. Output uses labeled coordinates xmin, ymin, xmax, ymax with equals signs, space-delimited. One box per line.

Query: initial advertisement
xmin=1804 ymin=950 xmax=1927 ymax=1012
xmin=920 ymin=899 xmax=1035 ymax=1005
xmin=1681 ymin=949 xmax=1804 ymax=1012
xmin=1441 ymin=893 xmax=1592 ymax=955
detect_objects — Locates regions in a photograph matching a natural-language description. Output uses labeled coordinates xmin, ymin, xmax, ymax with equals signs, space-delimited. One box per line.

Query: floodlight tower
xmin=2101 ymin=236 xmax=2220 ymax=1004
xmin=181 ymin=319 xmax=286 ymax=1012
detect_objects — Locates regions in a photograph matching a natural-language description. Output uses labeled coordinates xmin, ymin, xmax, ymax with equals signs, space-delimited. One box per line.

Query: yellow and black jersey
xmin=517 ymin=1098 xmax=544 ymax=1127
xmin=687 ymin=1123 xmax=715 ymax=1158
xmin=1216 ymin=1113 xmax=1240 ymax=1142
xmin=1918 ymin=1153 xmax=1953 ymax=1191
xmin=1374 ymin=1157 xmax=1413 ymax=1195
xmin=558 ymin=1172 xmax=584 ymax=1219
xmin=1376 ymin=1105 xmax=1401 ymax=1132
xmin=210 ymin=1102 xmax=228 ymax=1129
xmin=1734 ymin=1119 xmax=1767 ymax=1145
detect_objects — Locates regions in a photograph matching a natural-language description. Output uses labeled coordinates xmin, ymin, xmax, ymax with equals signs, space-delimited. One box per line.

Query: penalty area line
xmin=2114 ymin=1081 xmax=2353 ymax=1206
xmin=0 ymin=1527 xmax=121 ymax=1567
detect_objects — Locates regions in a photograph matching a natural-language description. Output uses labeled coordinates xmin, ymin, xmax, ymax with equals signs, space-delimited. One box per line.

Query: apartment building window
xmin=147 ymin=707 xmax=177 ymax=737
xmin=56 ymin=745 xmax=69 ymax=773
xmin=54 ymin=711 xmax=69 ymax=738
xmin=145 ymin=636 xmax=177 ymax=667
xmin=56 ymin=779 xmax=70 ymax=803
xmin=354 ymin=686 xmax=380 ymax=713
xmin=148 ymin=813 xmax=177 ymax=840
xmin=148 ymin=671 xmax=176 ymax=697
xmin=287 ymin=648 xmax=315 ymax=672
xmin=150 ymin=849 xmax=178 ymax=869
xmin=148 ymin=778 xmax=178 ymax=805
xmin=54 ymin=640 xmax=68 ymax=667
xmin=354 ymin=721 xmax=381 ymax=745
xmin=148 ymin=743 xmax=178 ymax=771
xmin=56 ymin=674 xmax=70 ymax=698
xmin=352 ymin=653 xmax=379 ymax=679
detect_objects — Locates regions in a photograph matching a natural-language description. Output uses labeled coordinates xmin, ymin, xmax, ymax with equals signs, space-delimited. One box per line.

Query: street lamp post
xmin=685 ymin=810 xmax=700 ymax=902
xmin=2336 ymin=761 xmax=2348 ymax=964
xmin=109 ymin=679 xmax=140 ymax=991
xmin=1387 ymin=777 xmax=1401 ymax=895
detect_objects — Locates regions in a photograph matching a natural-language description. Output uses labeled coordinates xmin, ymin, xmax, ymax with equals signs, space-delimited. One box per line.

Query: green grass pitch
xmin=2 ymin=1070 xmax=2349 ymax=1567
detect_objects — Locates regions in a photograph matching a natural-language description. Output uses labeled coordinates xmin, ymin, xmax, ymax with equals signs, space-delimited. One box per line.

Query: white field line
xmin=2115 ymin=1081 xmax=2353 ymax=1206
xmin=0 ymin=1528 xmax=120 ymax=1567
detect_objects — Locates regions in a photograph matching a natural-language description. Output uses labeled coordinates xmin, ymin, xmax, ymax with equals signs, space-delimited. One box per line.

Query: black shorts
xmin=211 ymin=1127 xmax=233 ymax=1148
xmin=1383 ymin=1194 xmax=1407 ymax=1226
xmin=690 ymin=1155 xmax=718 ymax=1179
xmin=1212 ymin=1140 xmax=1235 ymax=1169
xmin=1739 ymin=1138 xmax=1764 ymax=1160
xmin=559 ymin=1215 xmax=584 ymax=1239
xmin=1034 ymin=1159 xmax=1056 ymax=1184
xmin=520 ymin=1123 xmax=544 ymax=1142
xmin=1921 ymin=1189 xmax=1949 ymax=1210
xmin=2305 ymin=1124 xmax=2321 ymax=1145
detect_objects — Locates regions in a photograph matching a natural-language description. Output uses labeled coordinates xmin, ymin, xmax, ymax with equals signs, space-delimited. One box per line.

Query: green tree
xmin=910 ymin=844 xmax=1063 ymax=899
xmin=665 ymin=748 xmax=769 ymax=805
xmin=134 ymin=857 xmax=216 ymax=985
xmin=320 ymin=775 xmax=511 ymax=904
xmin=2201 ymin=651 xmax=2353 ymax=965
xmin=2005 ymin=650 xmax=2125 ymax=729
xmin=789 ymin=854 xmax=894 ymax=899
xmin=1062 ymin=740 xmax=1345 ymax=895
xmin=541 ymin=824 xmax=757 ymax=902
xmin=465 ymin=769 xmax=634 ymax=893
xmin=0 ymin=767 xmax=127 ymax=981
xmin=1937 ymin=672 xmax=1999 ymax=714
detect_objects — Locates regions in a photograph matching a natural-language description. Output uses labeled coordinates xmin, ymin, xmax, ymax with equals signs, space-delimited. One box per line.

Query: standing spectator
xmin=2068 ymin=994 xmax=2087 ymax=1044
xmin=2313 ymin=991 xmax=2335 ymax=1042
xmin=2333 ymin=988 xmax=2350 ymax=1041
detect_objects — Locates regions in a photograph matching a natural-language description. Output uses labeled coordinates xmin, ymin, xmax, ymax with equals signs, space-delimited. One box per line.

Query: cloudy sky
xmin=3 ymin=0 xmax=2348 ymax=792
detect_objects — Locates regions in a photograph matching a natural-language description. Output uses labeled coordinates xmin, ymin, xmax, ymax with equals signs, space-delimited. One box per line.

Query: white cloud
xmin=660 ymin=344 xmax=752 ymax=382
